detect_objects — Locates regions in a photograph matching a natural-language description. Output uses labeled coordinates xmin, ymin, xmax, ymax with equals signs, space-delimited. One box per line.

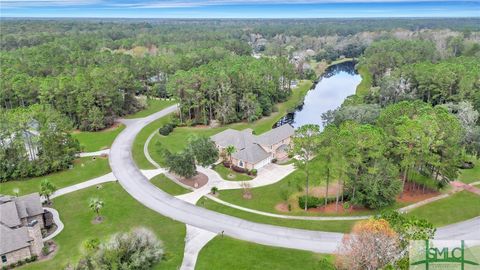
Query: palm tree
xmin=225 ymin=145 xmax=236 ymax=168
xmin=89 ymin=198 xmax=104 ymax=220
xmin=40 ymin=179 xmax=57 ymax=205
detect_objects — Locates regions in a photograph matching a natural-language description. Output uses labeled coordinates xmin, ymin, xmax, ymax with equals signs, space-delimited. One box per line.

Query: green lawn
xmin=23 ymin=182 xmax=185 ymax=270
xmin=459 ymin=158 xmax=480 ymax=184
xmin=150 ymin=174 xmax=191 ymax=196
xmin=125 ymin=99 xmax=177 ymax=119
xmin=355 ymin=64 xmax=372 ymax=97
xmin=213 ymin=164 xmax=253 ymax=181
xmin=196 ymin=236 xmax=334 ymax=270
xmin=140 ymin=81 xmax=313 ymax=169
xmin=0 ymin=157 xmax=111 ymax=196
xmin=198 ymin=197 xmax=356 ymax=233
xmin=72 ymin=124 xmax=125 ymax=152
xmin=407 ymin=191 xmax=480 ymax=227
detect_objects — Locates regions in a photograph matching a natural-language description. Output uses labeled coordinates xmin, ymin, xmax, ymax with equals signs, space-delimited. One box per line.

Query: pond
xmin=274 ymin=61 xmax=361 ymax=129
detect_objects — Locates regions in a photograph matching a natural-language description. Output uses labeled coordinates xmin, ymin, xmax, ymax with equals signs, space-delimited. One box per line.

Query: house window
xmin=238 ymin=160 xmax=244 ymax=167
xmin=1 ymin=255 xmax=6 ymax=263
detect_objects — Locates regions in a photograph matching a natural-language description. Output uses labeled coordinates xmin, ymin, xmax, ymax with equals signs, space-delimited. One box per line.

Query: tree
xmin=188 ymin=136 xmax=219 ymax=167
xmin=74 ymin=227 xmax=163 ymax=270
xmin=335 ymin=219 xmax=401 ymax=270
xmin=164 ymin=149 xmax=197 ymax=179
xmin=89 ymin=198 xmax=104 ymax=221
xmin=290 ymin=124 xmax=321 ymax=211
xmin=225 ymin=145 xmax=236 ymax=168
xmin=39 ymin=179 xmax=56 ymax=204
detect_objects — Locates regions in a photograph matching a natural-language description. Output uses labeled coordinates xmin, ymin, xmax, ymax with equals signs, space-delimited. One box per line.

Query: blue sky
xmin=1 ymin=1 xmax=479 ymax=18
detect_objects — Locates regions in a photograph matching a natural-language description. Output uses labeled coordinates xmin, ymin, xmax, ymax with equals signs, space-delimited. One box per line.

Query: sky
xmin=0 ymin=1 xmax=479 ymax=18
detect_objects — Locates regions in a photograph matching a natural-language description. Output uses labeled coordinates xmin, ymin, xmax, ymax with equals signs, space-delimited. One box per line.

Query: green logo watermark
xmin=409 ymin=240 xmax=480 ymax=270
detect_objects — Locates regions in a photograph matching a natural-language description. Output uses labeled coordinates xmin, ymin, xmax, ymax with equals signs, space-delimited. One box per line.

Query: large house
xmin=0 ymin=193 xmax=46 ymax=267
xmin=211 ymin=124 xmax=295 ymax=170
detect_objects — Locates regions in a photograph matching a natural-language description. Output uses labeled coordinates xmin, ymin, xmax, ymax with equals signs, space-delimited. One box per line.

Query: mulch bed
xmin=175 ymin=172 xmax=208 ymax=189
xmin=396 ymin=182 xmax=440 ymax=203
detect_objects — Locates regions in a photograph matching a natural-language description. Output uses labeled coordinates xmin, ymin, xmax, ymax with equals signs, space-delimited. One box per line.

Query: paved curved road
xmin=110 ymin=105 xmax=480 ymax=254
xmin=109 ymin=105 xmax=343 ymax=253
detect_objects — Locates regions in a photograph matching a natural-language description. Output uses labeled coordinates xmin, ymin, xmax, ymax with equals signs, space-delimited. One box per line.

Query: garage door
xmin=254 ymin=156 xmax=272 ymax=169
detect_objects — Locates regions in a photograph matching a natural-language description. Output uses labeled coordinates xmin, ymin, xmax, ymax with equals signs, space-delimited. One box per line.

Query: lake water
xmin=274 ymin=61 xmax=361 ymax=129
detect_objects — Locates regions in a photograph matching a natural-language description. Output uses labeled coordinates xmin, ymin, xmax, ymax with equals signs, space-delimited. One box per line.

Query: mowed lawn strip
xmin=458 ymin=158 xmax=480 ymax=184
xmin=150 ymin=174 xmax=191 ymax=196
xmin=407 ymin=191 xmax=480 ymax=227
xmin=198 ymin=197 xmax=356 ymax=233
xmin=355 ymin=65 xmax=372 ymax=97
xmin=72 ymin=124 xmax=125 ymax=152
xmin=125 ymin=99 xmax=177 ymax=119
xmin=196 ymin=236 xmax=334 ymax=270
xmin=22 ymin=182 xmax=185 ymax=270
xmin=0 ymin=157 xmax=110 ymax=196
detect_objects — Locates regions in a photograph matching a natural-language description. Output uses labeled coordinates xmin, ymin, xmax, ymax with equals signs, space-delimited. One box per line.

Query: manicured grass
xmin=142 ymin=81 xmax=313 ymax=168
xmin=23 ymin=182 xmax=185 ymax=270
xmin=72 ymin=124 xmax=125 ymax=152
xmin=125 ymin=99 xmax=177 ymax=119
xmin=355 ymin=64 xmax=372 ymax=96
xmin=0 ymin=157 xmax=111 ymax=196
xmin=212 ymin=164 xmax=253 ymax=181
xmin=196 ymin=236 xmax=334 ymax=270
xmin=459 ymin=158 xmax=480 ymax=184
xmin=150 ymin=174 xmax=191 ymax=196
xmin=133 ymin=114 xmax=173 ymax=169
xmin=407 ymin=191 xmax=480 ymax=227
xmin=198 ymin=197 xmax=356 ymax=233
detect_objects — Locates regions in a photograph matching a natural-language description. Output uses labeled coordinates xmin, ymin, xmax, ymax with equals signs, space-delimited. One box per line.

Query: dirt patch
xmin=397 ymin=182 xmax=440 ymax=203
xmin=275 ymin=202 xmax=290 ymax=212
xmin=91 ymin=216 xmax=104 ymax=224
xmin=298 ymin=183 xmax=342 ymax=198
xmin=176 ymin=172 xmax=208 ymax=189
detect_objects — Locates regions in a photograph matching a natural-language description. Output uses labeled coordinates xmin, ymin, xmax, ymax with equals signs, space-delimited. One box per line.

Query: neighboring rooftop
xmin=0 ymin=193 xmax=43 ymax=228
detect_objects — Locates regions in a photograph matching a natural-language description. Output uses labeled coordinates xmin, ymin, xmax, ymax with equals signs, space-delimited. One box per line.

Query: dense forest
xmin=1 ymin=18 xmax=479 ymax=181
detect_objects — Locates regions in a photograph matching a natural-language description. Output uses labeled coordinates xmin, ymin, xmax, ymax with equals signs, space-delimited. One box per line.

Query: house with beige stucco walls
xmin=211 ymin=124 xmax=294 ymax=170
xmin=0 ymin=193 xmax=45 ymax=267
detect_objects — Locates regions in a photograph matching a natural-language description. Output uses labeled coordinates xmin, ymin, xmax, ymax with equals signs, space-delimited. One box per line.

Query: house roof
xmin=211 ymin=124 xmax=294 ymax=165
xmin=0 ymin=224 xmax=32 ymax=255
xmin=0 ymin=193 xmax=43 ymax=228
xmin=15 ymin=193 xmax=44 ymax=218
xmin=255 ymin=124 xmax=295 ymax=146
xmin=0 ymin=201 xmax=22 ymax=228
xmin=232 ymin=144 xmax=271 ymax=164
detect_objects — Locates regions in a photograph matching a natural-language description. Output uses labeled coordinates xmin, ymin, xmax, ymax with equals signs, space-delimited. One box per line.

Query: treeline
xmin=0 ymin=105 xmax=80 ymax=181
xmin=167 ymin=56 xmax=295 ymax=125
xmin=0 ymin=26 xmax=251 ymax=130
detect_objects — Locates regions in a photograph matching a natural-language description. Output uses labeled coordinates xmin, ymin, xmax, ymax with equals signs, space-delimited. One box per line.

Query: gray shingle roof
xmin=255 ymin=124 xmax=294 ymax=146
xmin=211 ymin=125 xmax=294 ymax=165
xmin=15 ymin=193 xmax=44 ymax=218
xmin=232 ymin=144 xmax=270 ymax=164
xmin=0 ymin=224 xmax=32 ymax=255
xmin=0 ymin=202 xmax=22 ymax=228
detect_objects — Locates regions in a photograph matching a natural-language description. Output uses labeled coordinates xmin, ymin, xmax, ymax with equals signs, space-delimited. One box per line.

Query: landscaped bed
xmin=213 ymin=164 xmax=253 ymax=181
xmin=21 ymin=182 xmax=186 ymax=270
xmin=0 ymin=156 xmax=111 ymax=196
xmin=150 ymin=174 xmax=191 ymax=196
xmin=196 ymin=236 xmax=334 ymax=270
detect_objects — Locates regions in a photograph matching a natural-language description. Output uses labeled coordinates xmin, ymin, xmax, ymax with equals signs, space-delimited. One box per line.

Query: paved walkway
xmin=450 ymin=181 xmax=480 ymax=196
xmin=43 ymin=207 xmax=64 ymax=241
xmin=78 ymin=149 xmax=110 ymax=157
xmin=180 ymin=225 xmax=217 ymax=270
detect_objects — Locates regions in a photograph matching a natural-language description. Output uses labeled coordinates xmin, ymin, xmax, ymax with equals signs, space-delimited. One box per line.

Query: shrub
xmin=250 ymin=169 xmax=257 ymax=176
xmin=42 ymin=245 xmax=50 ymax=256
xmin=271 ymin=158 xmax=278 ymax=163
xmin=298 ymin=195 xmax=322 ymax=209
xmin=232 ymin=165 xmax=246 ymax=173
xmin=211 ymin=187 xmax=219 ymax=194
xmin=158 ymin=123 xmax=176 ymax=136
